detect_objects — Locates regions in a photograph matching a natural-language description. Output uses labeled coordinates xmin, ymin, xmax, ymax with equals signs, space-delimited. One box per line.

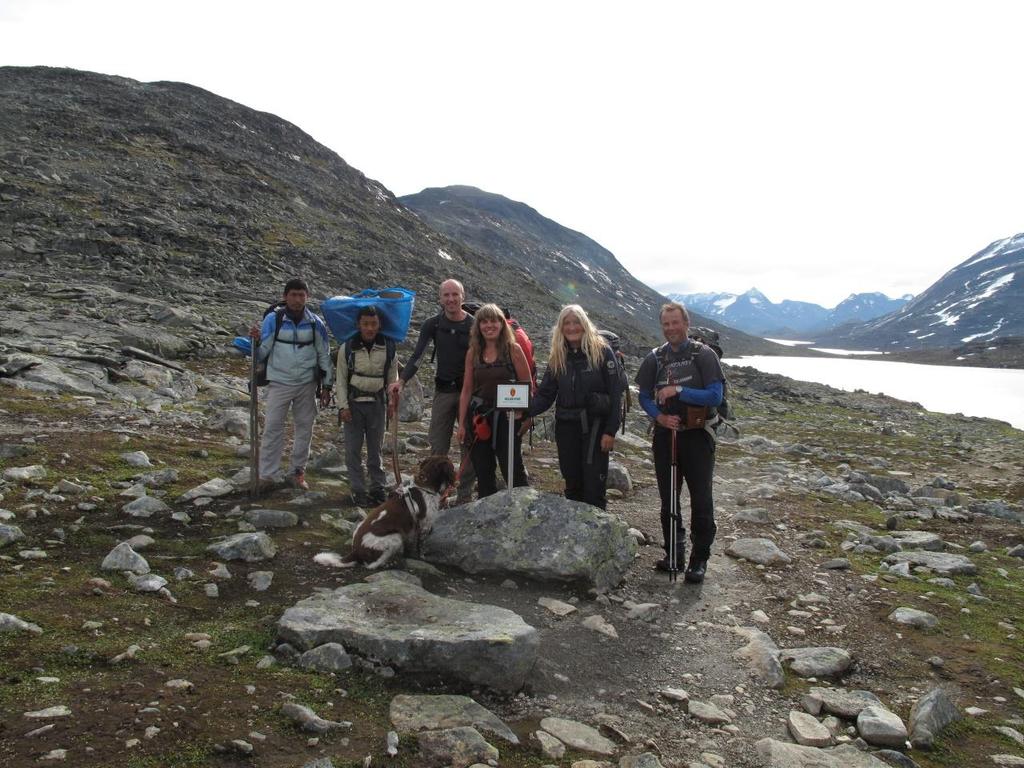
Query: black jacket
xmin=530 ymin=346 xmax=624 ymax=435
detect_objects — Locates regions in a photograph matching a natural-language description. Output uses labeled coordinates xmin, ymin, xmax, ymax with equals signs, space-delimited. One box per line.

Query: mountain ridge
xmin=668 ymin=287 xmax=912 ymax=338
xmin=399 ymin=185 xmax=774 ymax=355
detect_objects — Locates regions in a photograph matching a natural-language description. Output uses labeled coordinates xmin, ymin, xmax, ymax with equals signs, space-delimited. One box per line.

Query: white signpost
xmin=495 ymin=383 xmax=530 ymax=503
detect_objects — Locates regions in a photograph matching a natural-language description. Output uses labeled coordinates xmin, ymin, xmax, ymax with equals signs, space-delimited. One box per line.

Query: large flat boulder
xmin=420 ymin=488 xmax=636 ymax=591
xmin=277 ymin=580 xmax=538 ymax=692
xmin=755 ymin=739 xmax=891 ymax=767
xmin=883 ymin=550 xmax=976 ymax=576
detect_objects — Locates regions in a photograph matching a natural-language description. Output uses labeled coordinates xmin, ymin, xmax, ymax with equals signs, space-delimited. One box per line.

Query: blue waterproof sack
xmin=322 ymin=287 xmax=416 ymax=343
xmin=232 ymin=337 xmax=253 ymax=356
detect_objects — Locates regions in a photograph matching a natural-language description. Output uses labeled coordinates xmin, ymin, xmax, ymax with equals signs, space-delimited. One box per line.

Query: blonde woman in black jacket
xmin=527 ymin=304 xmax=624 ymax=509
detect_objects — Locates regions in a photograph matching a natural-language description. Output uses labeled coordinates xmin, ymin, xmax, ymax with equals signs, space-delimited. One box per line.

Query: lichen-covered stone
xmin=277 ymin=580 xmax=537 ymax=691
xmin=420 ymin=487 xmax=636 ymax=591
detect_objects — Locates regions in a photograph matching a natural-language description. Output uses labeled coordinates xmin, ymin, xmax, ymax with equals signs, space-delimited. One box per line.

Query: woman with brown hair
xmin=456 ymin=303 xmax=533 ymax=498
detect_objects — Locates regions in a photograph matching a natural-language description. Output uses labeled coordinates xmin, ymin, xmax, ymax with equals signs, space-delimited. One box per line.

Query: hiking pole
xmin=669 ymin=426 xmax=679 ymax=583
xmin=388 ymin=387 xmax=401 ymax=486
xmin=249 ymin=340 xmax=260 ymax=499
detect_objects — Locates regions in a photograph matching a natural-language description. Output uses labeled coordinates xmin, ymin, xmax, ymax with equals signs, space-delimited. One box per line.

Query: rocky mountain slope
xmin=818 ymin=233 xmax=1024 ymax=360
xmin=398 ymin=185 xmax=774 ymax=356
xmin=671 ymin=288 xmax=912 ymax=338
xmin=0 ymin=66 xmax=661 ymax=363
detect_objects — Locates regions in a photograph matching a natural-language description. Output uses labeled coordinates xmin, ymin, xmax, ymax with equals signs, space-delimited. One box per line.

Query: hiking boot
xmin=291 ymin=469 xmax=309 ymax=491
xmin=351 ymin=490 xmax=370 ymax=507
xmin=684 ymin=558 xmax=708 ymax=583
xmin=369 ymin=487 xmax=387 ymax=505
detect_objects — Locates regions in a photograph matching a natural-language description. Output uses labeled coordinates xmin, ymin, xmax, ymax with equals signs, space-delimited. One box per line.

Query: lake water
xmin=722 ymin=355 xmax=1024 ymax=430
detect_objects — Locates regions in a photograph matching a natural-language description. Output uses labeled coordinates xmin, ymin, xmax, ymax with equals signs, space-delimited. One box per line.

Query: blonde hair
xmin=468 ymin=303 xmax=516 ymax=364
xmin=547 ymin=304 xmax=607 ymax=376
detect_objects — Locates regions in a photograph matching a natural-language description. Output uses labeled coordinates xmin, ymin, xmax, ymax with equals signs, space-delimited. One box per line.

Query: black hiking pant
xmin=471 ymin=413 xmax=529 ymax=499
xmin=555 ymin=419 xmax=610 ymax=510
xmin=653 ymin=426 xmax=716 ymax=563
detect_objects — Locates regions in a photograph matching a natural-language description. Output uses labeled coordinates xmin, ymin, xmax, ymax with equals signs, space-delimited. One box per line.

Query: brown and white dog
xmin=339 ymin=455 xmax=456 ymax=570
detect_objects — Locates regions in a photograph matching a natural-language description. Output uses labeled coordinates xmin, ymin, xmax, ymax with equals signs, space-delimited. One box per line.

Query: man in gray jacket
xmin=336 ymin=306 xmax=398 ymax=506
xmin=249 ymin=278 xmax=333 ymax=490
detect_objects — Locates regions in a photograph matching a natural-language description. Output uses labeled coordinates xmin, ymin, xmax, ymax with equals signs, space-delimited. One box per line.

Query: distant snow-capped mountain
xmin=819 ymin=233 xmax=1023 ymax=351
xmin=668 ymin=288 xmax=910 ymax=337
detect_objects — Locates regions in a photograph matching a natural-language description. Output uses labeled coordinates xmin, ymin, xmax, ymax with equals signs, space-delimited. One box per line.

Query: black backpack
xmin=597 ymin=330 xmax=631 ymax=433
xmin=653 ymin=334 xmax=733 ymax=423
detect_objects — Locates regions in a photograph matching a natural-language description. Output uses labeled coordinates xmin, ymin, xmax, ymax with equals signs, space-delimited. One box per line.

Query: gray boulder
xmin=810 ymin=687 xmax=884 ymax=718
xmin=857 ymin=705 xmax=908 ymax=748
xmin=890 ymin=531 xmax=944 ymax=551
xmin=420 ymin=488 xmax=636 ymax=591
xmin=755 ymin=739 xmax=891 ymax=767
xmin=277 ymin=579 xmax=538 ymax=691
xmin=416 ymin=726 xmax=498 ymax=768
xmin=0 ymin=612 xmax=43 ymax=634
xmin=122 ymin=495 xmax=170 ymax=518
xmin=398 ymin=376 xmax=426 ymax=422
xmin=725 ymin=537 xmax=792 ymax=565
xmin=120 ymin=451 xmax=152 ymax=468
xmin=180 ymin=477 xmax=235 ymax=502
xmin=909 ymin=687 xmax=961 ymax=750
xmin=100 ymin=542 xmax=150 ymax=574
xmin=207 ymin=532 xmax=277 ymax=562
xmin=888 ymin=607 xmax=938 ymax=630
xmin=298 ymin=642 xmax=352 ymax=673
xmin=538 ymin=717 xmax=616 ymax=756
xmin=209 ymin=408 xmax=250 ymax=439
xmin=0 ymin=524 xmax=26 ymax=548
xmin=3 ymin=465 xmax=47 ymax=483
xmin=781 ymin=647 xmax=853 ymax=678
xmin=389 ymin=694 xmax=519 ymax=745
xmin=606 ymin=461 xmax=633 ymax=495
xmin=884 ymin=550 xmax=976 ymax=576
xmin=243 ymin=509 xmax=299 ymax=528
xmin=733 ymin=626 xmax=785 ymax=688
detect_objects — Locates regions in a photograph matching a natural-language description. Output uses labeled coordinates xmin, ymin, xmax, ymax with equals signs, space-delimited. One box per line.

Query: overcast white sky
xmin=3 ymin=0 xmax=1023 ymax=307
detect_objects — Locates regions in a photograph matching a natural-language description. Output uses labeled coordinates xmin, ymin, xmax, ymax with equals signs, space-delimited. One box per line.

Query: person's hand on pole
xmin=657 ymin=413 xmax=681 ymax=430
xmin=249 ymin=323 xmax=261 ymax=340
xmin=600 ymin=434 xmax=615 ymax=452
xmin=517 ymin=415 xmax=532 ymax=437
xmin=387 ymin=381 xmax=403 ymax=398
xmin=318 ymin=387 xmax=332 ymax=409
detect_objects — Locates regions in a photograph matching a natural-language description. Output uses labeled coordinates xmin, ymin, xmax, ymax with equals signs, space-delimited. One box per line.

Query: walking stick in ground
xmin=249 ymin=341 xmax=261 ymax=499
xmin=388 ymin=387 xmax=401 ymax=486
xmin=668 ymin=426 xmax=679 ymax=583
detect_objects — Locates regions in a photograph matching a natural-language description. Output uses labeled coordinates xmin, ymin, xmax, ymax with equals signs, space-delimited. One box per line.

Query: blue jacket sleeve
xmin=256 ymin=313 xmax=275 ymax=362
xmin=639 ymin=390 xmax=660 ymax=420
xmin=680 ymin=379 xmax=723 ymax=407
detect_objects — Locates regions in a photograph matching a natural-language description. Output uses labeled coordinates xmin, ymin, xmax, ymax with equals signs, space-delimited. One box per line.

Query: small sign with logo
xmin=495 ymin=382 xmax=530 ymax=410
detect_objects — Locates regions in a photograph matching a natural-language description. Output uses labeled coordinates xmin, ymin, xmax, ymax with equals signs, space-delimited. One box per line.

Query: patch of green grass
xmin=123 ymin=741 xmax=214 ymax=768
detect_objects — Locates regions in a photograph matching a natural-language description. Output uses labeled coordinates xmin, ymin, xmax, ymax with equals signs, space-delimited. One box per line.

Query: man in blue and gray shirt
xmin=636 ymin=301 xmax=724 ymax=583
xmin=249 ymin=278 xmax=333 ymax=491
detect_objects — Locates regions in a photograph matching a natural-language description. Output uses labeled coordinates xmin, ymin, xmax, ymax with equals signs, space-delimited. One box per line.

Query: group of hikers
xmin=249 ymin=276 xmax=726 ymax=584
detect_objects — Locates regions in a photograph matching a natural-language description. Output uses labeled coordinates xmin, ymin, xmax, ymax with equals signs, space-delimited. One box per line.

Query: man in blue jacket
xmin=249 ymin=278 xmax=333 ymax=491
xmin=635 ymin=302 xmax=724 ymax=583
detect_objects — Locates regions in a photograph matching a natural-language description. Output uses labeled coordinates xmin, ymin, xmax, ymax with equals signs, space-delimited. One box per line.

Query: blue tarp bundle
xmin=322 ymin=287 xmax=416 ymax=343
xmin=232 ymin=337 xmax=253 ymax=356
